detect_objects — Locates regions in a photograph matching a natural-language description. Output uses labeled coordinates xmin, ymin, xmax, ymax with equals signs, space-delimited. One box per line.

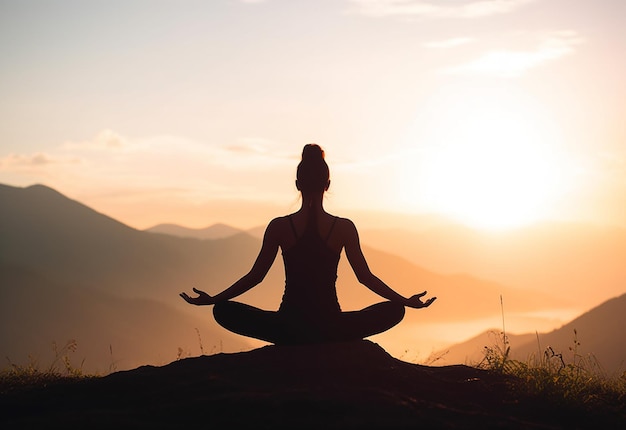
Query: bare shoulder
xmin=333 ymin=216 xmax=359 ymax=240
xmin=267 ymin=215 xmax=290 ymax=226
xmin=262 ymin=215 xmax=295 ymax=244
xmin=265 ymin=216 xmax=291 ymax=233
xmin=334 ymin=216 xmax=357 ymax=230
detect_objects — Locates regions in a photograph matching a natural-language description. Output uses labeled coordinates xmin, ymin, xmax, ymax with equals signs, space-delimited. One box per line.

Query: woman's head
xmin=296 ymin=144 xmax=330 ymax=193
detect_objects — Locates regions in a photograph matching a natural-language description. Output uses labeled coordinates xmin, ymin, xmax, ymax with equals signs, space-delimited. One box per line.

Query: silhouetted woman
xmin=180 ymin=144 xmax=435 ymax=345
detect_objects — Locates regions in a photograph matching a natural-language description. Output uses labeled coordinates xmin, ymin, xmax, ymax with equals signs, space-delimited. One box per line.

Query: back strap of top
xmin=325 ymin=216 xmax=338 ymax=242
xmin=288 ymin=215 xmax=298 ymax=240
xmin=289 ymin=215 xmax=338 ymax=244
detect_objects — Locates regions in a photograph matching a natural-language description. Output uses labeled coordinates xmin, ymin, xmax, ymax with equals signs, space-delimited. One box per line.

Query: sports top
xmin=278 ymin=215 xmax=341 ymax=319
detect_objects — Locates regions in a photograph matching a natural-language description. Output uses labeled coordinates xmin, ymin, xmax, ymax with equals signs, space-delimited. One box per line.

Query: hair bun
xmin=297 ymin=144 xmax=330 ymax=192
xmin=302 ymin=144 xmax=325 ymax=161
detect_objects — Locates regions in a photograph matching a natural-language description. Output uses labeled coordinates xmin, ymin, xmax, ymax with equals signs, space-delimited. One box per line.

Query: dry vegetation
xmin=1 ymin=340 xmax=96 ymax=395
xmin=477 ymin=321 xmax=625 ymax=418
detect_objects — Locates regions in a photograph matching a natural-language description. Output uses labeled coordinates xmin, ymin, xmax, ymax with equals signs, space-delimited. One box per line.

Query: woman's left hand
xmin=180 ymin=288 xmax=216 ymax=306
xmin=405 ymin=291 xmax=436 ymax=308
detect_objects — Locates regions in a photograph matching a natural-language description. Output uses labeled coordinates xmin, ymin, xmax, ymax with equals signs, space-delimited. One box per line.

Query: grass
xmin=479 ymin=328 xmax=625 ymax=413
xmin=1 ymin=328 xmax=217 ymax=394
xmin=476 ymin=296 xmax=626 ymax=419
xmin=1 ymin=339 xmax=97 ymax=395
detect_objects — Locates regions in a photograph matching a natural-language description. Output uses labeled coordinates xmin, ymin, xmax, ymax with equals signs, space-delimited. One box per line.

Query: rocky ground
xmin=1 ymin=340 xmax=623 ymax=428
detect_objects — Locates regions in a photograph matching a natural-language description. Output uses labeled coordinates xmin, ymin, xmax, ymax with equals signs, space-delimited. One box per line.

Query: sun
xmin=397 ymin=89 xmax=565 ymax=230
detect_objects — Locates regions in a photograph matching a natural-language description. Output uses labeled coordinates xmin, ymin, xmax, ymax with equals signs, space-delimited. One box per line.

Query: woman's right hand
xmin=180 ymin=287 xmax=216 ymax=306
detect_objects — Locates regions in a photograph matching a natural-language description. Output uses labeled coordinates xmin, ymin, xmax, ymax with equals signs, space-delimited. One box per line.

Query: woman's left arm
xmin=343 ymin=219 xmax=436 ymax=308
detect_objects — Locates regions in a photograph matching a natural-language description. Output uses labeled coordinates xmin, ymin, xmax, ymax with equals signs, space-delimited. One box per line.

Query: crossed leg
xmin=212 ymin=300 xmax=405 ymax=345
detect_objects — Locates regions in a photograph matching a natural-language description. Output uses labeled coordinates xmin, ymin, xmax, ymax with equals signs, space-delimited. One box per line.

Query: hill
xmin=433 ymin=293 xmax=626 ymax=375
xmin=0 ymin=184 xmax=258 ymax=371
xmin=514 ymin=293 xmax=626 ymax=375
xmin=1 ymin=341 xmax=623 ymax=428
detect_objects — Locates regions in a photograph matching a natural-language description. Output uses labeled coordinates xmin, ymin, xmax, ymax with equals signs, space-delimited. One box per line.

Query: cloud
xmin=1 ymin=153 xmax=54 ymax=167
xmin=0 ymin=152 xmax=79 ymax=167
xmin=0 ymin=130 xmax=296 ymax=204
xmin=347 ymin=0 xmax=536 ymax=19
xmin=423 ymin=37 xmax=475 ymax=49
xmin=226 ymin=137 xmax=278 ymax=155
xmin=62 ymin=129 xmax=129 ymax=151
xmin=444 ymin=30 xmax=584 ymax=77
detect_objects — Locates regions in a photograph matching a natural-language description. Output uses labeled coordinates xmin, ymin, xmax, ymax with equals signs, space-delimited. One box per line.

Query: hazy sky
xmin=1 ymin=0 xmax=624 ymax=230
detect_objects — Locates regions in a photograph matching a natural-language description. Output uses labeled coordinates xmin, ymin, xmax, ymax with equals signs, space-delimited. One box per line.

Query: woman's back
xmin=279 ymin=214 xmax=341 ymax=318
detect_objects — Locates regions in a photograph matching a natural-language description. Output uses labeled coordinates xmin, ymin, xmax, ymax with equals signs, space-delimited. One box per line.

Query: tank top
xmin=278 ymin=215 xmax=341 ymax=319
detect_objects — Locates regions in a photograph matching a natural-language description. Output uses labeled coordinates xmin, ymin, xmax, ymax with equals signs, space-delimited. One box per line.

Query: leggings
xmin=213 ymin=300 xmax=405 ymax=345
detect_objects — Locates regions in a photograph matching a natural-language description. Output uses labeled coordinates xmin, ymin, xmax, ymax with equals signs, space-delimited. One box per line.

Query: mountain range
xmin=1 ymin=183 xmax=624 ymax=373
xmin=146 ymin=222 xmax=252 ymax=240
xmin=147 ymin=215 xmax=626 ymax=313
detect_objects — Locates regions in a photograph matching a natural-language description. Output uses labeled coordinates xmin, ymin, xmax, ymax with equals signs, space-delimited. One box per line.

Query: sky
xmin=1 ymin=0 xmax=625 ymax=231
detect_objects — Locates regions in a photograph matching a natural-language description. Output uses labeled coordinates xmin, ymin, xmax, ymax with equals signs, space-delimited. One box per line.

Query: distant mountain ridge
xmin=142 ymin=217 xmax=626 ymax=314
xmin=0 ymin=183 xmax=264 ymax=301
xmin=139 ymin=218 xmax=626 ymax=316
xmin=0 ymin=183 xmax=561 ymax=319
xmin=1 ymin=183 xmax=622 ymax=372
xmin=146 ymin=223 xmax=247 ymax=240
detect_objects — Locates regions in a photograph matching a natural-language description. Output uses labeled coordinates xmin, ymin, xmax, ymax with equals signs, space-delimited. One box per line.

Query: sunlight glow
xmin=398 ymin=89 xmax=566 ymax=230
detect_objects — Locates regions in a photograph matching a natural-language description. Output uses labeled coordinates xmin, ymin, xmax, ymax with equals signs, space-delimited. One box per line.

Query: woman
xmin=180 ymin=144 xmax=436 ymax=345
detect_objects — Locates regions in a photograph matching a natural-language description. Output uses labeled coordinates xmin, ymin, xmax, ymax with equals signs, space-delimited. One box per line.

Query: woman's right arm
xmin=180 ymin=218 xmax=282 ymax=305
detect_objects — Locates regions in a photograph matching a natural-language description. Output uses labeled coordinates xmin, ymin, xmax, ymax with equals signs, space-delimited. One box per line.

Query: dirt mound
xmin=1 ymin=341 xmax=621 ymax=428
